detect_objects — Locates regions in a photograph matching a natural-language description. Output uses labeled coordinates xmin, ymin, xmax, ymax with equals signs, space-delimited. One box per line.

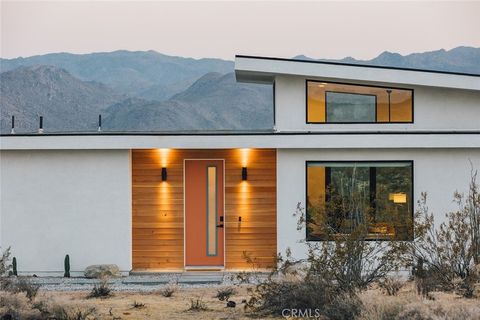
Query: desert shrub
xmin=132 ymin=301 xmax=145 ymax=309
xmin=12 ymin=278 xmax=40 ymax=301
xmin=231 ymin=251 xmax=263 ymax=284
xmin=215 ymin=287 xmax=236 ymax=301
xmin=377 ymin=276 xmax=405 ymax=296
xmin=391 ymin=171 xmax=480 ymax=298
xmin=159 ymin=285 xmax=176 ymax=297
xmin=0 ymin=248 xmax=11 ymax=277
xmin=87 ymin=278 xmax=112 ymax=299
xmin=0 ymin=292 xmax=43 ymax=320
xmin=293 ymin=203 xmax=403 ymax=293
xmin=245 ymin=275 xmax=361 ymax=319
xmin=48 ymin=305 xmax=96 ymax=320
xmin=246 ymin=200 xmax=403 ymax=318
xmin=0 ymin=248 xmax=12 ymax=290
xmin=187 ymin=297 xmax=208 ymax=311
xmin=396 ymin=302 xmax=480 ymax=320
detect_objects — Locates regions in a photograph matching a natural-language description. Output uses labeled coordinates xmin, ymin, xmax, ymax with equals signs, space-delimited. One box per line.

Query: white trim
xmin=183 ymin=159 xmax=226 ymax=270
xmin=2 ymin=134 xmax=479 ymax=150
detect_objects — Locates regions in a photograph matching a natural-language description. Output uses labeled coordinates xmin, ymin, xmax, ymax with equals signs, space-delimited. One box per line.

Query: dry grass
xmin=1 ymin=283 xmax=479 ymax=320
xmin=359 ymin=282 xmax=480 ymax=320
xmin=32 ymin=286 xmax=256 ymax=320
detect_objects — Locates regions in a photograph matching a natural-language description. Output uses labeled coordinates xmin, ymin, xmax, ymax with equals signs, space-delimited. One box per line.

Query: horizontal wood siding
xmin=132 ymin=149 xmax=277 ymax=270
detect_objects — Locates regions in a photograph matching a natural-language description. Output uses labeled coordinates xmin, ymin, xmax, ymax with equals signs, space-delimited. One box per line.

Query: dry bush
xmin=391 ymin=170 xmax=480 ymax=298
xmin=131 ymin=301 xmax=146 ymax=309
xmin=232 ymin=251 xmax=263 ymax=284
xmin=245 ymin=274 xmax=362 ymax=319
xmin=159 ymin=285 xmax=176 ymax=297
xmin=396 ymin=301 xmax=480 ymax=320
xmin=292 ymin=203 xmax=403 ymax=293
xmin=47 ymin=305 xmax=96 ymax=320
xmin=187 ymin=297 xmax=208 ymax=311
xmin=87 ymin=278 xmax=112 ymax=299
xmin=215 ymin=287 xmax=236 ymax=301
xmin=245 ymin=201 xmax=400 ymax=319
xmin=359 ymin=285 xmax=480 ymax=320
xmin=0 ymin=291 xmax=43 ymax=320
xmin=0 ymin=248 xmax=40 ymax=303
xmin=13 ymin=278 xmax=40 ymax=301
xmin=378 ymin=276 xmax=405 ymax=296
xmin=0 ymin=248 xmax=11 ymax=279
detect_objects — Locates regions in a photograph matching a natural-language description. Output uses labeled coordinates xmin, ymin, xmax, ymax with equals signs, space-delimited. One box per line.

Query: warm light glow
xmin=389 ymin=193 xmax=407 ymax=203
xmin=240 ymin=148 xmax=250 ymax=167
xmin=155 ymin=149 xmax=172 ymax=219
xmin=157 ymin=148 xmax=171 ymax=167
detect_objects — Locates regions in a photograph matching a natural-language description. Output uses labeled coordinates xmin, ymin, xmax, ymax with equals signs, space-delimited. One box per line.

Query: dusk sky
xmin=1 ymin=1 xmax=479 ymax=61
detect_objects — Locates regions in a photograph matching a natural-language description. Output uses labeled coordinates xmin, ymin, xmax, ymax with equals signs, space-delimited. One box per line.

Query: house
xmin=1 ymin=55 xmax=479 ymax=276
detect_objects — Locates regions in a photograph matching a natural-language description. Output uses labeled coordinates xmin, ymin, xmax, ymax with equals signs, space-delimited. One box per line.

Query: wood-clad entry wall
xmin=132 ymin=149 xmax=277 ymax=270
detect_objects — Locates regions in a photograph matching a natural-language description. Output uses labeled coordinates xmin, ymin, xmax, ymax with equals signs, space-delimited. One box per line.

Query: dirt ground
xmin=37 ymin=285 xmax=263 ymax=320
xmin=3 ymin=282 xmax=480 ymax=319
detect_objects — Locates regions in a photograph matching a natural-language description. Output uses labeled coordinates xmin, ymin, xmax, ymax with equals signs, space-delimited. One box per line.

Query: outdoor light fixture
xmin=38 ymin=116 xmax=44 ymax=134
xmin=98 ymin=114 xmax=102 ymax=132
xmin=242 ymin=167 xmax=248 ymax=180
xmin=11 ymin=115 xmax=15 ymax=134
xmin=161 ymin=167 xmax=167 ymax=181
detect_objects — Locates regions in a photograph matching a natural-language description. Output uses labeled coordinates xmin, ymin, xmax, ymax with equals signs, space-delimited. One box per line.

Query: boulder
xmin=84 ymin=264 xmax=121 ymax=279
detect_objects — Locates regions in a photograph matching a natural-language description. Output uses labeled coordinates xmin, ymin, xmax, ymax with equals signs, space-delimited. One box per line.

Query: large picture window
xmin=306 ymin=161 xmax=413 ymax=241
xmin=307 ymin=81 xmax=413 ymax=123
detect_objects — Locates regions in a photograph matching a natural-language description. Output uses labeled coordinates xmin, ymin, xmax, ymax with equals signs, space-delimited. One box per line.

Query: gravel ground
xmin=25 ymin=272 xmax=269 ymax=291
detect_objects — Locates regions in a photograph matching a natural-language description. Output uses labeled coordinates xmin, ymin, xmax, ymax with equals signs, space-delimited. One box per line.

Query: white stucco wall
xmin=0 ymin=150 xmax=131 ymax=275
xmin=274 ymin=75 xmax=480 ymax=132
xmin=277 ymin=148 xmax=480 ymax=260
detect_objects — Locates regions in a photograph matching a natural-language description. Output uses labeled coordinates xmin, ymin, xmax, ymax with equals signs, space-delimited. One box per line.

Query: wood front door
xmin=185 ymin=160 xmax=224 ymax=267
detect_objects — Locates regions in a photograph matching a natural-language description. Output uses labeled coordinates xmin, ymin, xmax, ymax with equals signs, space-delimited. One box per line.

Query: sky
xmin=1 ymin=1 xmax=479 ymax=61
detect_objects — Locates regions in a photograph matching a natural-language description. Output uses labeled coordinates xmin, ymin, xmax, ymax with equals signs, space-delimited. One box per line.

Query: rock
xmin=226 ymin=300 xmax=236 ymax=308
xmin=84 ymin=264 xmax=121 ymax=279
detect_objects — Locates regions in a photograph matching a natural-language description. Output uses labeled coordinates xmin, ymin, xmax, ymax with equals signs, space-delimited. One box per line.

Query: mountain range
xmin=1 ymin=46 xmax=479 ymax=133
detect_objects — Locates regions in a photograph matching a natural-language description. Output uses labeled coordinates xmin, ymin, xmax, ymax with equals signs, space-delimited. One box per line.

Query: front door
xmin=185 ymin=160 xmax=224 ymax=267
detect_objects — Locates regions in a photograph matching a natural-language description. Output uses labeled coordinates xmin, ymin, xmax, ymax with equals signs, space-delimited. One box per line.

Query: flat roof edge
xmin=235 ymin=55 xmax=480 ymax=78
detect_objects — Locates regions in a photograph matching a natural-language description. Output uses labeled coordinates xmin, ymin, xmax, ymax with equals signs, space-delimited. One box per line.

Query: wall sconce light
xmin=98 ymin=114 xmax=102 ymax=132
xmin=242 ymin=167 xmax=248 ymax=180
xmin=11 ymin=115 xmax=15 ymax=134
xmin=38 ymin=116 xmax=44 ymax=134
xmin=161 ymin=167 xmax=167 ymax=181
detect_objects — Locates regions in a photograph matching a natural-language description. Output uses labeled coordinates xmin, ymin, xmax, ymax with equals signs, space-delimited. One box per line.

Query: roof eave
xmin=234 ymin=55 xmax=480 ymax=91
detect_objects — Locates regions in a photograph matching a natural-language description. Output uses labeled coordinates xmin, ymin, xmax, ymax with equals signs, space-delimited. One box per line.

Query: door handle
xmin=217 ymin=216 xmax=224 ymax=228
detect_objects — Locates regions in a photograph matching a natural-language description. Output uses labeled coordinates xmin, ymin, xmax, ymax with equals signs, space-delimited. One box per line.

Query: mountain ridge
xmin=1 ymin=46 xmax=479 ymax=133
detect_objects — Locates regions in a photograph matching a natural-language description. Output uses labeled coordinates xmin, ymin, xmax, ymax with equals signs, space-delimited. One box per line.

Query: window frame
xmin=305 ymin=80 xmax=415 ymax=124
xmin=305 ymin=160 xmax=414 ymax=242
